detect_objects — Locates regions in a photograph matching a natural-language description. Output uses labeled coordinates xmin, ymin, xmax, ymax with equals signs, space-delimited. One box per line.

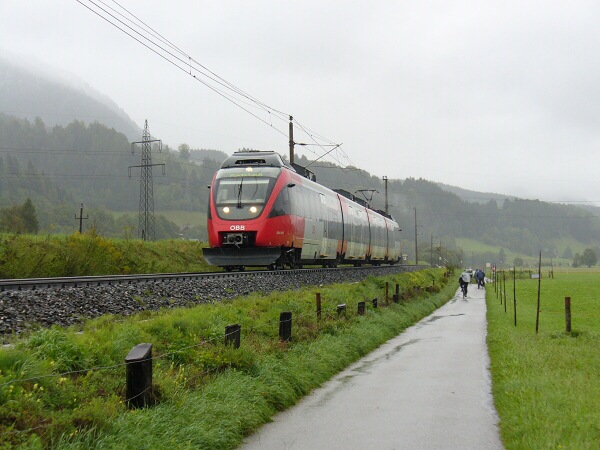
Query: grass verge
xmin=0 ymin=269 xmax=452 ymax=448
xmin=0 ymin=232 xmax=213 ymax=278
xmin=486 ymin=271 xmax=600 ymax=449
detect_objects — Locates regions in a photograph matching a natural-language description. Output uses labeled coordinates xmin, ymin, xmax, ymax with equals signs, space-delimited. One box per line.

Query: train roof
xmin=220 ymin=151 xmax=396 ymax=222
xmin=220 ymin=150 xmax=291 ymax=169
xmin=333 ymin=189 xmax=395 ymax=220
xmin=220 ymin=150 xmax=318 ymax=182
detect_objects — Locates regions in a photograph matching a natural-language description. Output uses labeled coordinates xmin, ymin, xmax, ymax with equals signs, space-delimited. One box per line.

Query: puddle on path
xmin=424 ymin=313 xmax=465 ymax=323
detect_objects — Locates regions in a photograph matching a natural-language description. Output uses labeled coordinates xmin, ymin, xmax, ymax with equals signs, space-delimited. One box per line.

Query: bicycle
xmin=460 ymin=282 xmax=468 ymax=298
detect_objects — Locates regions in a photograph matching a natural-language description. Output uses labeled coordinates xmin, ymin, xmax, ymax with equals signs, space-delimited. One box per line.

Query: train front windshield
xmin=213 ymin=167 xmax=280 ymax=220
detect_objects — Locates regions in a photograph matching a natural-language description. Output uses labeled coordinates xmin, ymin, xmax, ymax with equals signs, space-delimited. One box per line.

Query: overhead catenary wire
xmin=76 ymin=0 xmax=288 ymax=137
xmin=76 ymin=0 xmax=347 ymax=169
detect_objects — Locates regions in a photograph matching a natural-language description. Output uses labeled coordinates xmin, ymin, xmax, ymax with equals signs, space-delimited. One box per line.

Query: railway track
xmin=0 ymin=265 xmax=430 ymax=337
xmin=0 ymin=265 xmax=428 ymax=292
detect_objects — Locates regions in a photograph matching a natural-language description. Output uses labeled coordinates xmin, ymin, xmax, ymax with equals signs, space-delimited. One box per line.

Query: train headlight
xmin=223 ymin=206 xmax=230 ymax=214
xmin=249 ymin=206 xmax=258 ymax=214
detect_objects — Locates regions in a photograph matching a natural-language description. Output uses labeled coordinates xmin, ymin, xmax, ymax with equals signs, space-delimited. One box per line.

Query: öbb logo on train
xmin=229 ymin=225 xmax=245 ymax=231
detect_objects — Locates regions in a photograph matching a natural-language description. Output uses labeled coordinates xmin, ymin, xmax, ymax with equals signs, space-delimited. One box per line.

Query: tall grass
xmin=0 ymin=269 xmax=452 ymax=448
xmin=0 ymin=232 xmax=212 ymax=278
xmin=486 ymin=271 xmax=600 ymax=449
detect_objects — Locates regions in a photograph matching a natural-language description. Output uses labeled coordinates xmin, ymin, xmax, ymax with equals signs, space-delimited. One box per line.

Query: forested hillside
xmin=0 ymin=114 xmax=223 ymax=238
xmin=293 ymin=155 xmax=600 ymax=263
xmin=0 ymin=113 xmax=597 ymax=261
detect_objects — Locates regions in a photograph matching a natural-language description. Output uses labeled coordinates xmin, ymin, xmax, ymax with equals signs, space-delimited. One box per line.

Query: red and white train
xmin=203 ymin=150 xmax=401 ymax=270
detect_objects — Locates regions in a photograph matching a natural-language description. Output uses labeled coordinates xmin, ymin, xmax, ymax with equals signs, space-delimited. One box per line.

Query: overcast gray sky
xmin=2 ymin=0 xmax=599 ymax=204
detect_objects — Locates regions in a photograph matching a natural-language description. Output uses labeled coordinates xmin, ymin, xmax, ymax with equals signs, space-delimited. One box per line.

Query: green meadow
xmin=486 ymin=270 xmax=600 ymax=449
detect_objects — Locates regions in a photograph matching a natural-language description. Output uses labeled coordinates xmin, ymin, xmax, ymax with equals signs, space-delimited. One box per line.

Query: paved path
xmin=240 ymin=284 xmax=503 ymax=450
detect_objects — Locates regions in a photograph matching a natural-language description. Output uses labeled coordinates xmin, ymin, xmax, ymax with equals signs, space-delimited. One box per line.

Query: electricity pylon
xmin=129 ymin=120 xmax=165 ymax=241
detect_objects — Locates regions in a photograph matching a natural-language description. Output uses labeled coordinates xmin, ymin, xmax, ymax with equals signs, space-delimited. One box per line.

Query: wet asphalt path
xmin=240 ymin=283 xmax=503 ymax=450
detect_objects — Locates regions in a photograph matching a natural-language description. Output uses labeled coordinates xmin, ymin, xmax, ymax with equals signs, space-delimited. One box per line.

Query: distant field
xmin=487 ymin=271 xmax=599 ymax=448
xmin=156 ymin=210 xmax=207 ymax=228
xmin=456 ymin=237 xmax=574 ymax=268
xmin=113 ymin=210 xmax=206 ymax=228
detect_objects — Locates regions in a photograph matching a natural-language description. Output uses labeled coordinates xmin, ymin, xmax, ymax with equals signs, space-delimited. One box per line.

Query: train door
xmin=301 ymin=189 xmax=321 ymax=261
xmin=320 ymin=193 xmax=329 ymax=257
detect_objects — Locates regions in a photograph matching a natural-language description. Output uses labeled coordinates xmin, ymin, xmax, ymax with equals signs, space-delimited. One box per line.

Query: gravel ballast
xmin=0 ymin=266 xmax=424 ymax=339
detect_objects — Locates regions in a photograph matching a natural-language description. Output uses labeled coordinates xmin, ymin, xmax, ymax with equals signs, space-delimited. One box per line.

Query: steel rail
xmin=0 ymin=265 xmax=428 ymax=292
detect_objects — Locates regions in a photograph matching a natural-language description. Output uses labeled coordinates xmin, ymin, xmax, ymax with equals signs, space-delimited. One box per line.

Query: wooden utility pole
xmin=430 ymin=234 xmax=433 ymax=266
xmin=383 ymin=176 xmax=389 ymax=214
xmin=413 ymin=208 xmax=418 ymax=265
xmin=74 ymin=203 xmax=89 ymax=233
xmin=289 ymin=116 xmax=294 ymax=165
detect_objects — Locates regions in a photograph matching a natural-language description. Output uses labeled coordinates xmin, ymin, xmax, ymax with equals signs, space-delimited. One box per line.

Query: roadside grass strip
xmin=486 ymin=271 xmax=600 ymax=449
xmin=0 ymin=269 xmax=453 ymax=448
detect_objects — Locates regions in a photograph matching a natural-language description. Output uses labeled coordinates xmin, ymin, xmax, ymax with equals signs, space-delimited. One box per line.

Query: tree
xmin=513 ymin=257 xmax=523 ymax=267
xmin=580 ymin=248 xmax=597 ymax=268
xmin=0 ymin=199 xmax=38 ymax=234
xmin=572 ymin=253 xmax=581 ymax=268
xmin=21 ymin=198 xmax=39 ymax=233
xmin=178 ymin=143 xmax=191 ymax=160
xmin=498 ymin=247 xmax=506 ymax=265
xmin=562 ymin=246 xmax=573 ymax=259
xmin=0 ymin=206 xmax=26 ymax=233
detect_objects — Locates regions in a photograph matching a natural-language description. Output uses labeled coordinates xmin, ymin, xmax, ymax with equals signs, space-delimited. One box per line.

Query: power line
xmin=77 ymin=1 xmax=288 ymax=128
xmin=76 ymin=0 xmax=344 ymax=168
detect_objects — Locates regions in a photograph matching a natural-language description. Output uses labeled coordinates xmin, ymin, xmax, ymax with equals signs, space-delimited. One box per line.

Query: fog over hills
xmin=0 ymin=54 xmax=140 ymax=141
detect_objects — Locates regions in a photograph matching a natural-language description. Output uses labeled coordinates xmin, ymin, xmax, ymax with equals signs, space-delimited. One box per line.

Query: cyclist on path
xmin=459 ymin=270 xmax=471 ymax=297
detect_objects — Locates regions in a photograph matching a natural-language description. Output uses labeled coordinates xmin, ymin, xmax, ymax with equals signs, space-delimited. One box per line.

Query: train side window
xmin=290 ymin=185 xmax=304 ymax=216
xmin=268 ymin=186 xmax=291 ymax=218
xmin=312 ymin=192 xmax=320 ymax=219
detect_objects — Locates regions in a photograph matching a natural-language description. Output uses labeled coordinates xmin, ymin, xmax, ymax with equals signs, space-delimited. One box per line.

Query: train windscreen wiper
xmin=237 ymin=178 xmax=244 ymax=209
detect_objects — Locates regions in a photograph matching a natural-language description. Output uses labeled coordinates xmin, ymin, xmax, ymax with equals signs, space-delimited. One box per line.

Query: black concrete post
xmin=279 ymin=311 xmax=292 ymax=341
xmin=358 ymin=301 xmax=365 ymax=315
xmin=225 ymin=324 xmax=241 ymax=349
xmin=337 ymin=304 xmax=347 ymax=317
xmin=372 ymin=298 xmax=378 ymax=308
xmin=125 ymin=343 xmax=153 ymax=409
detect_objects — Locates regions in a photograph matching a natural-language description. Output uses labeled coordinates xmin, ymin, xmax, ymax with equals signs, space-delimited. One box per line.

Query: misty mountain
xmin=436 ymin=182 xmax=510 ymax=205
xmin=0 ymin=55 xmax=140 ymax=141
xmin=579 ymin=204 xmax=600 ymax=218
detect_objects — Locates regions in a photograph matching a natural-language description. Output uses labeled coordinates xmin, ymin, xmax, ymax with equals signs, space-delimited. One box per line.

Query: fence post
xmin=358 ymin=301 xmax=365 ymax=315
xmin=503 ymin=271 xmax=507 ymax=314
xmin=385 ymin=282 xmax=389 ymax=305
xmin=565 ymin=297 xmax=571 ymax=334
xmin=225 ymin=324 xmax=241 ymax=349
xmin=337 ymin=304 xmax=347 ymax=317
xmin=372 ymin=298 xmax=378 ymax=308
xmin=393 ymin=284 xmax=400 ymax=303
xmin=279 ymin=311 xmax=292 ymax=341
xmin=316 ymin=292 xmax=322 ymax=320
xmin=513 ymin=266 xmax=517 ymax=327
xmin=125 ymin=343 xmax=153 ymax=409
